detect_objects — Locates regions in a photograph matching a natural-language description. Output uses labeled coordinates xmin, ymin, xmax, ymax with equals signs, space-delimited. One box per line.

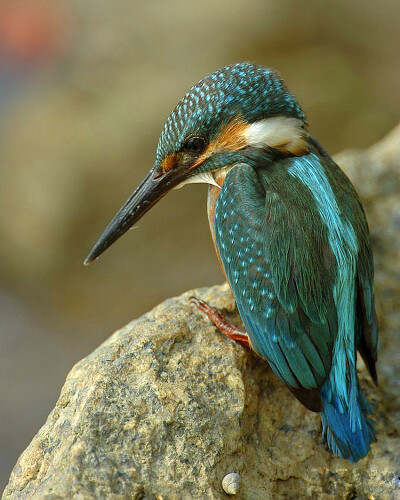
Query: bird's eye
xmin=182 ymin=136 xmax=206 ymax=154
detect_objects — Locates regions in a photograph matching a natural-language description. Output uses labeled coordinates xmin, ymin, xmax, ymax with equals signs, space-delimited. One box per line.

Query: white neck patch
xmin=244 ymin=116 xmax=308 ymax=155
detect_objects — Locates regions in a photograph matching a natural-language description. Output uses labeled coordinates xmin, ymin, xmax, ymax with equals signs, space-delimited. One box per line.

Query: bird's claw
xmin=189 ymin=295 xmax=250 ymax=348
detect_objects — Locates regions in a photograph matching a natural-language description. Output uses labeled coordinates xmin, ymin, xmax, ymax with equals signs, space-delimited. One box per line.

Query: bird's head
xmin=85 ymin=62 xmax=309 ymax=264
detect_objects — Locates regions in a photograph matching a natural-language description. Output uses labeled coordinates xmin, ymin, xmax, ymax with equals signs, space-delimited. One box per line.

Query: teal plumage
xmin=214 ymin=138 xmax=377 ymax=461
xmin=85 ymin=63 xmax=378 ymax=462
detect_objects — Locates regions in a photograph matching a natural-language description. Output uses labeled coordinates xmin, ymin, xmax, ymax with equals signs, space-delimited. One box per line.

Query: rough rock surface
xmin=3 ymin=127 xmax=400 ymax=499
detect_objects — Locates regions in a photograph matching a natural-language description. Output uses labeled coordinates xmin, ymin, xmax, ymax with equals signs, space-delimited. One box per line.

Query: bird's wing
xmin=214 ymin=160 xmax=340 ymax=412
xmin=309 ymin=137 xmax=378 ymax=383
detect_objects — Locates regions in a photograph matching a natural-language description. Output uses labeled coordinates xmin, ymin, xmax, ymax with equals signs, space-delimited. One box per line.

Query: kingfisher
xmin=85 ymin=63 xmax=378 ymax=462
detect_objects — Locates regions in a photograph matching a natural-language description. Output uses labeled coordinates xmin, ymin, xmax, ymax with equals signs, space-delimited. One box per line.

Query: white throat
xmin=175 ymin=171 xmax=221 ymax=190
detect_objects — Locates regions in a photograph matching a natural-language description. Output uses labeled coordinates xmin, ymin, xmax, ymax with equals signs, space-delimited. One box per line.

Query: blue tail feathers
xmin=321 ymin=380 xmax=376 ymax=462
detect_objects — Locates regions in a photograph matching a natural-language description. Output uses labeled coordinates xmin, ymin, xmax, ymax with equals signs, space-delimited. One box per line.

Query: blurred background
xmin=0 ymin=0 xmax=399 ymax=490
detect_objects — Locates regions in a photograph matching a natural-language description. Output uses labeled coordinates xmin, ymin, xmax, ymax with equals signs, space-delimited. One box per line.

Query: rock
xmin=3 ymin=126 xmax=400 ymax=499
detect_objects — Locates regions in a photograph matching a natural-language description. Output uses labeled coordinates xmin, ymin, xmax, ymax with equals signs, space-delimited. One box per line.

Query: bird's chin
xmin=175 ymin=165 xmax=235 ymax=191
xmin=174 ymin=170 xmax=221 ymax=190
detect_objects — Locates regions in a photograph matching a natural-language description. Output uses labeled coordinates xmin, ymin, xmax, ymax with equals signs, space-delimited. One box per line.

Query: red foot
xmin=190 ymin=296 xmax=250 ymax=348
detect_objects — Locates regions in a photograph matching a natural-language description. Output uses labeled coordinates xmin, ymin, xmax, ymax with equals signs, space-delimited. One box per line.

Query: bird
xmin=85 ymin=62 xmax=378 ymax=462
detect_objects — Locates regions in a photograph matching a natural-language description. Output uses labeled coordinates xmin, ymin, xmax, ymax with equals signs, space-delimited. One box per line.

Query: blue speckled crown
xmin=156 ymin=62 xmax=306 ymax=164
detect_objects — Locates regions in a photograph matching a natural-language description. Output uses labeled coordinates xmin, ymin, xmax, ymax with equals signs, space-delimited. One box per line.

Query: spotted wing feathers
xmin=214 ymin=163 xmax=338 ymax=411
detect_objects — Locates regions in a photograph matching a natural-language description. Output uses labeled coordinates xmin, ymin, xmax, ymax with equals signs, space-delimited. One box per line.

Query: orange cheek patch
xmin=202 ymin=116 xmax=249 ymax=162
xmin=215 ymin=116 xmax=249 ymax=151
xmin=161 ymin=153 xmax=177 ymax=172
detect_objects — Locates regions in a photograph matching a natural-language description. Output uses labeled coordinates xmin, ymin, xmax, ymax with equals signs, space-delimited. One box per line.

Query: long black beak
xmin=84 ymin=166 xmax=188 ymax=265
